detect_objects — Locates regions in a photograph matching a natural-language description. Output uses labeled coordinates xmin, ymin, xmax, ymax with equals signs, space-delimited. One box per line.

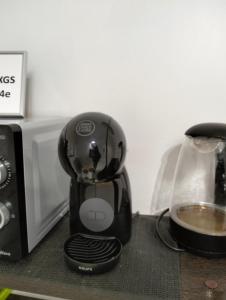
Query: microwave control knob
xmin=0 ymin=202 xmax=10 ymax=229
xmin=0 ymin=161 xmax=7 ymax=185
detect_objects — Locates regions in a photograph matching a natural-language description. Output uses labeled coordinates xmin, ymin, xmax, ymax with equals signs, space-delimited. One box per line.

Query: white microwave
xmin=0 ymin=118 xmax=70 ymax=261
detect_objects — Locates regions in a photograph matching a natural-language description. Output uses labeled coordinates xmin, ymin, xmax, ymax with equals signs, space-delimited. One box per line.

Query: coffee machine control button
xmin=0 ymin=161 xmax=8 ymax=185
xmin=0 ymin=202 xmax=10 ymax=229
xmin=79 ymin=198 xmax=114 ymax=232
xmin=96 ymin=211 xmax=105 ymax=220
xmin=88 ymin=211 xmax=96 ymax=220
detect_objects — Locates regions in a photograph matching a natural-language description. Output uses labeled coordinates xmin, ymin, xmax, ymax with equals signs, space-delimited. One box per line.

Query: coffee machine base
xmin=64 ymin=233 xmax=122 ymax=274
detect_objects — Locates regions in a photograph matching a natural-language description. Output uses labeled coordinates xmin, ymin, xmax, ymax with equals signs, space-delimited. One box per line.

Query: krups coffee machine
xmin=58 ymin=112 xmax=132 ymax=273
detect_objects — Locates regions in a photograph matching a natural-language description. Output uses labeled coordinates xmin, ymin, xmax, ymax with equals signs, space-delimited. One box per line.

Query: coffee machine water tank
xmin=58 ymin=112 xmax=132 ymax=273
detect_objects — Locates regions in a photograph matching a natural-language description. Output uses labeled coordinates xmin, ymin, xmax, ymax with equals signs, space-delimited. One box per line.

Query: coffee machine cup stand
xmin=58 ymin=112 xmax=132 ymax=274
xmin=156 ymin=123 xmax=226 ymax=258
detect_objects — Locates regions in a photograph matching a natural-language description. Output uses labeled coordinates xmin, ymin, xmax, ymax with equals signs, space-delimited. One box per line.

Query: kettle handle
xmin=155 ymin=208 xmax=185 ymax=252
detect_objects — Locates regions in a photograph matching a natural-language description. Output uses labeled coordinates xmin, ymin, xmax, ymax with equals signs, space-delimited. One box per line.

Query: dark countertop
xmin=1 ymin=255 xmax=226 ymax=300
xmin=181 ymin=254 xmax=226 ymax=300
xmin=0 ymin=215 xmax=225 ymax=300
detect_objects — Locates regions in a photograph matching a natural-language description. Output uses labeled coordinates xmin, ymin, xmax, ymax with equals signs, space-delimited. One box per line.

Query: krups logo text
xmin=78 ymin=266 xmax=93 ymax=272
xmin=0 ymin=250 xmax=11 ymax=256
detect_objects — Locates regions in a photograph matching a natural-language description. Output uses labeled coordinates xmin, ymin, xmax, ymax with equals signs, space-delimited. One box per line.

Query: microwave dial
xmin=0 ymin=157 xmax=11 ymax=188
xmin=0 ymin=202 xmax=10 ymax=229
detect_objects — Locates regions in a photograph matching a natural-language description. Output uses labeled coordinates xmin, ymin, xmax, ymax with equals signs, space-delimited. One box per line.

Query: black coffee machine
xmin=58 ymin=112 xmax=132 ymax=273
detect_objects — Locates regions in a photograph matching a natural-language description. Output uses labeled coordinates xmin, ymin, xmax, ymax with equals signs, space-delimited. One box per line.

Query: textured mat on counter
xmin=0 ymin=215 xmax=180 ymax=300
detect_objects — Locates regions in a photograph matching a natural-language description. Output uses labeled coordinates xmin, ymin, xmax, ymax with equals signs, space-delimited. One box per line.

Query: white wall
xmin=1 ymin=0 xmax=226 ymax=214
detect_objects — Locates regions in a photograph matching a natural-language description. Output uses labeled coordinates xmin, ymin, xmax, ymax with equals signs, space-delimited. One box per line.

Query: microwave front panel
xmin=22 ymin=125 xmax=69 ymax=252
xmin=0 ymin=124 xmax=28 ymax=261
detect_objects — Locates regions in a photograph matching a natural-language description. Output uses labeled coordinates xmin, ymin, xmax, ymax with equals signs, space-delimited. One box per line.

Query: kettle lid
xmin=185 ymin=123 xmax=226 ymax=140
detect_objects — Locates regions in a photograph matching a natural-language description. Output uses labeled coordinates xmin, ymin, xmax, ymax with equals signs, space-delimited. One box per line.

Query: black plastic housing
xmin=69 ymin=167 xmax=132 ymax=244
xmin=58 ymin=112 xmax=127 ymax=182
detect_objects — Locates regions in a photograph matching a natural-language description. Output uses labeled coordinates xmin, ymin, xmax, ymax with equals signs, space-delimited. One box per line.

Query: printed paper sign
xmin=0 ymin=52 xmax=27 ymax=117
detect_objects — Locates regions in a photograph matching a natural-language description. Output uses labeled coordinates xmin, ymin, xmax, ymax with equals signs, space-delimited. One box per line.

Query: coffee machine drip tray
xmin=64 ymin=234 xmax=122 ymax=274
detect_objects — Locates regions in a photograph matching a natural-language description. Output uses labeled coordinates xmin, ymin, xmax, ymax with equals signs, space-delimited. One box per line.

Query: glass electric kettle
xmin=157 ymin=123 xmax=226 ymax=257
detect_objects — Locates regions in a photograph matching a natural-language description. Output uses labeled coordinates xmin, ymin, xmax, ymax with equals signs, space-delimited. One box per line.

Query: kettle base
xmin=170 ymin=218 xmax=226 ymax=258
